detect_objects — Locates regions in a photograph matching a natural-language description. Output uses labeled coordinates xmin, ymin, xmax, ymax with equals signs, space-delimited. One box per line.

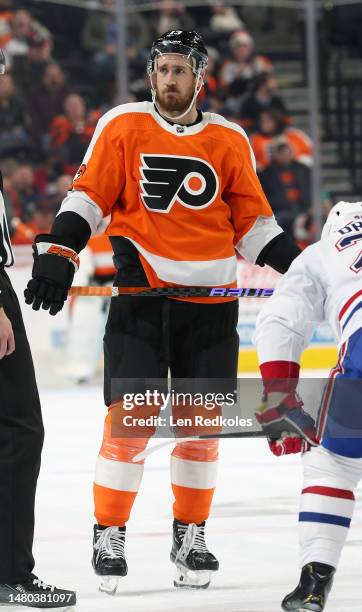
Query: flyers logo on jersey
xmin=140 ymin=154 xmax=219 ymax=213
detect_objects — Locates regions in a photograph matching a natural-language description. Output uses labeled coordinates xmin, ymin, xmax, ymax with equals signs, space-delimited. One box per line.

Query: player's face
xmin=153 ymin=54 xmax=197 ymax=115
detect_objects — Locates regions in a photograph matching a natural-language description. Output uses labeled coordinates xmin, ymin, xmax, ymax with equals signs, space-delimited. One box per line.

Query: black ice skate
xmin=282 ymin=562 xmax=335 ymax=611
xmin=0 ymin=573 xmax=76 ymax=608
xmin=170 ymin=519 xmax=219 ymax=589
xmin=92 ymin=524 xmax=127 ymax=594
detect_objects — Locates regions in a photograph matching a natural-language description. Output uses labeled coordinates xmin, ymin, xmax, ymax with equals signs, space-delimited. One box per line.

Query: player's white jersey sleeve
xmin=255 ymin=244 xmax=326 ymax=365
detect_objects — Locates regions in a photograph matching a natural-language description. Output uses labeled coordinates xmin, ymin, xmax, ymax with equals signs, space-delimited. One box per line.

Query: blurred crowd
xmin=1 ymin=0 xmax=350 ymax=249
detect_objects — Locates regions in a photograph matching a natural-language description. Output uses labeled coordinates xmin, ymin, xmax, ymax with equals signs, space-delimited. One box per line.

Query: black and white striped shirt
xmin=0 ymin=172 xmax=14 ymax=267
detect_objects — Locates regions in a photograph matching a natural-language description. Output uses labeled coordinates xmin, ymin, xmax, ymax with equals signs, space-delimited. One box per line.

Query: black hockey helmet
xmin=0 ymin=49 xmax=5 ymax=75
xmin=147 ymin=30 xmax=208 ymax=75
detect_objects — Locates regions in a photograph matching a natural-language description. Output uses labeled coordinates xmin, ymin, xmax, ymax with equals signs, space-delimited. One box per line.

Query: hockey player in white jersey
xmin=254 ymin=201 xmax=362 ymax=611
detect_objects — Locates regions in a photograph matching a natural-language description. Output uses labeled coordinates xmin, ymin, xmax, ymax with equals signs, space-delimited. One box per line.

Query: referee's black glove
xmin=24 ymin=234 xmax=79 ymax=316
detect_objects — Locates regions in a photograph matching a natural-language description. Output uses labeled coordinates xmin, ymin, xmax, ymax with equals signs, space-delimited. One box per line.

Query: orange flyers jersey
xmin=59 ymin=101 xmax=283 ymax=291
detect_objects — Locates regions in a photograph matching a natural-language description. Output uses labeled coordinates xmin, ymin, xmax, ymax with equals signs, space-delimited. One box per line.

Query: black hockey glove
xmin=24 ymin=234 xmax=79 ymax=316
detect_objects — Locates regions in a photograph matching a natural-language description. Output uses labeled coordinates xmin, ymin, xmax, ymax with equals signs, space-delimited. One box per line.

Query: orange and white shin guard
xmin=94 ymin=402 xmax=158 ymax=527
xmin=170 ymin=402 xmax=220 ymax=524
xmin=171 ymin=439 xmax=219 ymax=524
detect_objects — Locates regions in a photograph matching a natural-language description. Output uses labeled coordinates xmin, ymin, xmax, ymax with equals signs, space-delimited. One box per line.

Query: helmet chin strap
xmin=151 ymin=72 xmax=204 ymax=123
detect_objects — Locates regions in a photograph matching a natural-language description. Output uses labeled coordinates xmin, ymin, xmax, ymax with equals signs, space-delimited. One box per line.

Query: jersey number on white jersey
xmin=335 ymin=223 xmax=362 ymax=273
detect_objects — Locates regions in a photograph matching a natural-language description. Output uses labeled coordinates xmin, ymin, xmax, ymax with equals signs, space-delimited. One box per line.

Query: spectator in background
xmin=49 ymin=93 xmax=100 ymax=170
xmin=4 ymin=9 xmax=51 ymax=65
xmin=11 ymin=162 xmax=41 ymax=222
xmin=30 ymin=62 xmax=69 ymax=153
xmin=209 ymin=4 xmax=244 ymax=33
xmin=4 ymin=9 xmax=52 ymax=94
xmin=156 ymin=0 xmax=195 ymax=35
xmin=5 ymin=9 xmax=32 ymax=59
xmin=250 ymin=109 xmax=313 ymax=171
xmin=0 ymin=72 xmax=30 ymax=157
xmin=27 ymin=29 xmax=53 ymax=83
xmin=259 ymin=138 xmax=310 ymax=236
xmin=54 ymin=174 xmax=72 ymax=205
xmin=220 ymin=30 xmax=273 ymax=100
xmin=239 ymin=72 xmax=289 ymax=132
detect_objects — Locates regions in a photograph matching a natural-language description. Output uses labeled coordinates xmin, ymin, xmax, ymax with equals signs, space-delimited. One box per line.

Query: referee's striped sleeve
xmin=0 ymin=173 xmax=15 ymax=267
xmin=0 ymin=269 xmax=5 ymax=307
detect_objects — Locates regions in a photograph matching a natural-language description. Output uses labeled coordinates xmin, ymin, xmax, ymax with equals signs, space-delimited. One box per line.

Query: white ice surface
xmin=8 ymin=383 xmax=362 ymax=611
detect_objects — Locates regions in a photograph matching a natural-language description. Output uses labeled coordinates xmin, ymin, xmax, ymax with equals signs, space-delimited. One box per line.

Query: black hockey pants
xmin=0 ymin=268 xmax=44 ymax=583
xmin=104 ymin=270 xmax=240 ymax=406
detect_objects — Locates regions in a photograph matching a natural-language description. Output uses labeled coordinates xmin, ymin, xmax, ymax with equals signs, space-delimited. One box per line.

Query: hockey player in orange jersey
xmin=24 ymin=30 xmax=301 ymax=592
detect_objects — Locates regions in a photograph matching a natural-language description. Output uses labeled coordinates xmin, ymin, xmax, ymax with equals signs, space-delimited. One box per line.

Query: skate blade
xmin=174 ymin=566 xmax=212 ymax=590
xmin=99 ymin=576 xmax=120 ymax=595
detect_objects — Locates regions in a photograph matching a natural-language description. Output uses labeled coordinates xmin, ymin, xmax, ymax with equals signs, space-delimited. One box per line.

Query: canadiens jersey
xmin=255 ymin=220 xmax=362 ymax=366
xmin=58 ymin=101 xmax=282 ymax=292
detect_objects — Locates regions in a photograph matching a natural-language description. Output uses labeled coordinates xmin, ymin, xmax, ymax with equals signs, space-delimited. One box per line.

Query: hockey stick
xmin=68 ymin=286 xmax=274 ymax=298
xmin=132 ymin=430 xmax=266 ymax=462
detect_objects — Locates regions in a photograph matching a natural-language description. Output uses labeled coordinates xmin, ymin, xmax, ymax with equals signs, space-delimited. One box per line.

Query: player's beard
xmin=155 ymin=85 xmax=195 ymax=116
